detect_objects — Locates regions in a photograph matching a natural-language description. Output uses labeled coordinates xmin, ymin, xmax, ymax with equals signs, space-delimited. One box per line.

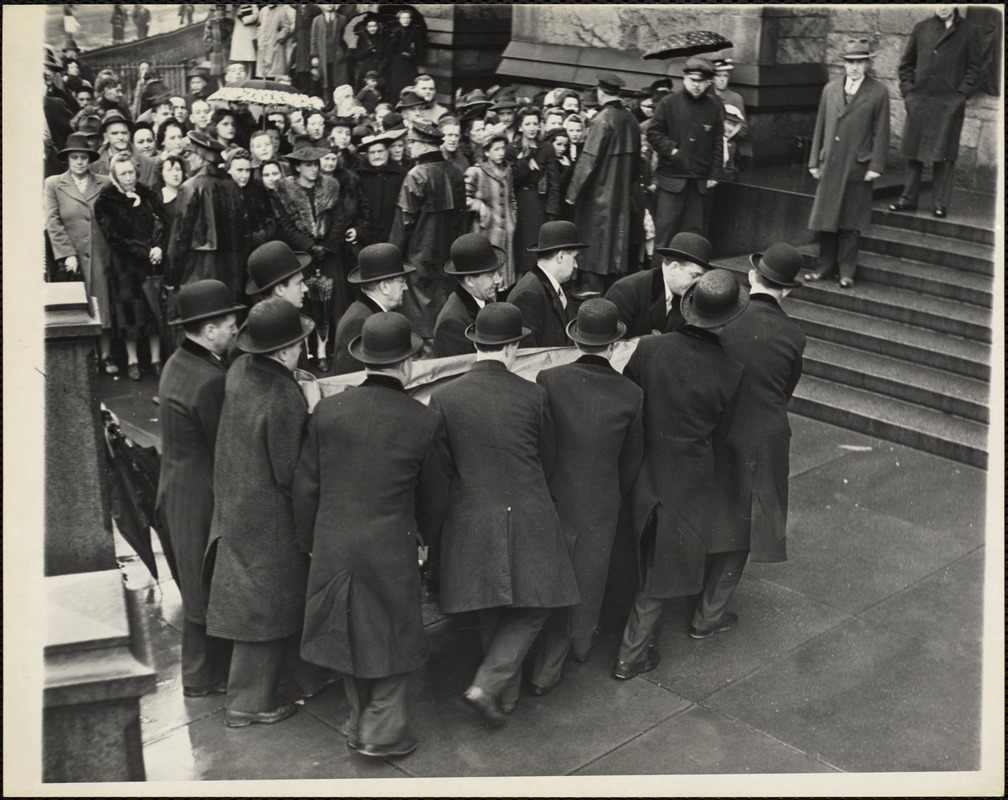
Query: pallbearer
xmin=434 ymin=233 xmax=505 ymax=357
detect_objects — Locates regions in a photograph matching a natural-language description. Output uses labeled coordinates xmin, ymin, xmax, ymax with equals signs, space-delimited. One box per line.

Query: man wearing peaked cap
xmin=206 ymin=298 xmax=332 ymax=728
xmin=332 ymin=243 xmax=417 ymax=375
xmin=613 ymin=269 xmax=748 ymax=681
xmin=527 ymin=299 xmax=644 ymax=694
xmin=295 ymin=310 xmax=448 ymax=759
xmin=434 ymin=233 xmax=506 ymax=357
xmin=156 ymin=280 xmax=244 ymax=701
xmin=604 ymin=231 xmax=711 ymax=338
xmin=430 ymin=303 xmax=579 ymax=726
xmin=565 ymin=71 xmax=641 ymax=293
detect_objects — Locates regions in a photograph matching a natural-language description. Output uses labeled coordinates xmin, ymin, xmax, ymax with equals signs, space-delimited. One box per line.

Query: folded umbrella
xmin=642 ymin=31 xmax=733 ymax=60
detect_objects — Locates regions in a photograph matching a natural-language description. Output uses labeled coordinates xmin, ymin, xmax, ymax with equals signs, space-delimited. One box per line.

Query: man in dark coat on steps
xmin=295 ymin=312 xmax=450 ymax=759
xmin=604 ymin=231 xmax=711 ymax=338
xmin=430 ymin=303 xmax=579 ymax=726
xmin=529 ymin=299 xmax=643 ymax=695
xmin=156 ymin=281 xmax=243 ymax=698
xmin=434 ymin=233 xmax=505 ymax=357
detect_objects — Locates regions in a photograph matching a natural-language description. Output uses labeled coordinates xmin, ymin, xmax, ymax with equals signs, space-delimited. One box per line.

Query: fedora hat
xmin=841 ymin=38 xmax=873 ymax=60
xmin=170 ymin=279 xmax=245 ymax=326
xmin=681 ymin=269 xmax=750 ymax=329
xmin=396 ymin=89 xmax=426 ymax=110
xmin=235 ymin=297 xmax=315 ymax=354
xmin=348 ymin=312 xmax=423 ymax=366
xmin=245 ymin=241 xmax=312 ymax=296
xmin=597 ymin=72 xmax=625 ymax=95
xmin=656 ymin=232 xmax=712 ymax=269
xmin=408 ymin=119 xmax=443 ymax=145
xmin=682 ymin=56 xmax=716 ymax=79
xmin=286 ymin=144 xmax=330 ymax=163
xmin=527 ymin=220 xmax=589 ymax=253
xmin=444 ymin=233 xmax=507 ymax=276
xmin=58 ymin=131 xmax=100 ymax=162
xmin=459 ymin=88 xmax=493 ymax=109
xmin=464 ymin=302 xmax=531 ymax=346
xmin=490 ymin=94 xmax=518 ymax=112
xmin=186 ymin=65 xmax=211 ymax=80
xmin=749 ymin=242 xmax=804 ymax=288
xmin=566 ymin=298 xmax=626 ymax=346
xmin=347 ymin=243 xmax=416 ymax=284
xmin=99 ymin=109 xmax=133 ymax=134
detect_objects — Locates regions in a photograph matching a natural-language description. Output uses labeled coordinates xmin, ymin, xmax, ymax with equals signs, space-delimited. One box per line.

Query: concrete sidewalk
xmin=100 ymin=373 xmax=992 ymax=787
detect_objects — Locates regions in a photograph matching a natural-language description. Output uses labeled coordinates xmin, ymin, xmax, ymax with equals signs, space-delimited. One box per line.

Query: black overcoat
xmin=537 ymin=356 xmax=643 ymax=639
xmin=506 ymin=267 xmax=570 ymax=348
xmin=155 ymin=339 xmax=227 ymax=623
xmin=332 ymin=294 xmax=383 ymax=375
xmin=429 ymin=361 xmax=579 ymax=613
xmin=624 ymin=328 xmax=743 ymax=598
xmin=898 ymin=11 xmax=984 ymax=162
xmin=433 ymin=284 xmax=481 ymax=358
xmin=357 ymin=160 xmax=406 ymax=245
xmin=647 ymin=90 xmax=724 ymax=193
xmin=205 ymin=355 xmax=311 ymax=642
xmin=604 ymin=267 xmax=686 ymax=338
xmin=716 ymin=294 xmax=805 ymax=562
xmin=294 ymin=375 xmax=450 ymax=678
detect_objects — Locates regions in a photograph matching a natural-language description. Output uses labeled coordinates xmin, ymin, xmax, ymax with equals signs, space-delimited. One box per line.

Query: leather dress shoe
xmin=802 ymin=271 xmax=826 ymax=282
xmin=612 ymin=644 xmax=660 ymax=680
xmin=183 ymin=679 xmax=227 ymax=698
xmin=933 ymin=205 xmax=947 ymax=218
xmin=838 ymin=277 xmax=855 ymax=289
xmin=463 ymin=685 xmax=506 ymax=727
xmin=301 ymin=674 xmax=339 ymax=699
xmin=690 ymin=611 xmax=739 ymax=639
xmin=888 ymin=199 xmax=917 ymax=212
xmin=224 ymin=703 xmax=297 ymax=728
xmin=529 ymin=676 xmax=562 ymax=697
xmin=355 ymin=736 xmax=419 ymax=759
xmin=338 ymin=719 xmax=360 ymax=750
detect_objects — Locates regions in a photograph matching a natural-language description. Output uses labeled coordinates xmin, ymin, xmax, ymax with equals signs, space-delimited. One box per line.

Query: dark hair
xmin=225 ymin=148 xmax=253 ymax=169
xmin=182 ymin=312 xmax=234 ymax=335
xmin=156 ymin=118 xmax=185 ymax=148
xmin=95 ymin=75 xmax=120 ymax=95
xmin=161 ymin=155 xmax=184 ymax=174
xmin=482 ymin=133 xmax=508 ymax=152
xmin=543 ymin=127 xmax=569 ymax=144
xmin=210 ymin=108 xmax=236 ymax=129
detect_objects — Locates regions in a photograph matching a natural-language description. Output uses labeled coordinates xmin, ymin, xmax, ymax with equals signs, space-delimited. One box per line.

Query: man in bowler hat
xmin=156 ymin=280 xmax=244 ymax=698
xmin=294 ymin=313 xmax=450 ymax=759
xmin=614 ymin=270 xmax=747 ymax=680
xmin=506 ymin=220 xmax=588 ymax=348
xmin=434 ymin=233 xmax=505 ymax=357
xmin=528 ymin=299 xmax=644 ymax=694
xmin=332 ymin=243 xmax=416 ymax=375
xmin=205 ymin=299 xmax=331 ymax=727
xmin=604 ymin=231 xmax=711 ymax=338
xmin=430 ymin=304 xmax=579 ymax=726
xmin=714 ymin=244 xmax=806 ymax=592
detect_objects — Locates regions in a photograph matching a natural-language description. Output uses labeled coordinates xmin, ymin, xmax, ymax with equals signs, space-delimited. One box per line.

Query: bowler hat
xmin=408 ymin=119 xmax=443 ymax=145
xmin=680 ymin=269 xmax=750 ymax=329
xmin=58 ymin=131 xmax=100 ymax=162
xmin=656 ymin=232 xmax=712 ymax=269
xmin=170 ymin=279 xmax=245 ymax=326
xmin=235 ymin=297 xmax=315 ymax=354
xmin=566 ymin=298 xmax=626 ymax=346
xmin=245 ymin=241 xmax=312 ymax=296
xmin=396 ymin=90 xmax=426 ymax=110
xmin=527 ymin=220 xmax=589 ymax=253
xmin=464 ymin=302 xmax=531 ymax=346
xmin=348 ymin=312 xmax=423 ymax=365
xmin=347 ymin=243 xmax=416 ymax=284
xmin=285 ymin=144 xmax=330 ymax=162
xmin=841 ymin=38 xmax=873 ymax=60
xmin=597 ymin=73 xmax=625 ymax=95
xmin=444 ymin=233 xmax=507 ymax=276
xmin=682 ymin=56 xmax=716 ymax=79
xmin=750 ymin=242 xmax=804 ymax=288
xmin=99 ymin=109 xmax=133 ymax=134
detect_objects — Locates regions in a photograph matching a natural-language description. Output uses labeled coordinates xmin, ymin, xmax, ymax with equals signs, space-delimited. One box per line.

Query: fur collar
xmin=273 ymin=175 xmax=340 ymax=237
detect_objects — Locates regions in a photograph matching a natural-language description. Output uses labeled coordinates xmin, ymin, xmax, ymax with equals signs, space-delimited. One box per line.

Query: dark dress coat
xmin=537 ymin=356 xmax=643 ymax=639
xmin=310 ymin=8 xmax=355 ymax=94
xmin=93 ymin=180 xmax=167 ymax=340
xmin=565 ymin=100 xmax=641 ymax=276
xmin=332 ymin=294 xmax=384 ymax=375
xmin=294 ymin=375 xmax=450 ymax=678
xmin=898 ymin=11 xmax=983 ymax=162
xmin=543 ymin=151 xmax=574 ymax=221
xmin=155 ymin=339 xmax=228 ymax=624
xmin=508 ymin=140 xmax=549 ymax=275
xmin=433 ymin=284 xmax=482 ymax=358
xmin=623 ymin=328 xmax=744 ymax=598
xmin=385 ymin=23 xmax=425 ymax=101
xmin=349 ymin=30 xmax=390 ymax=88
xmin=429 ymin=360 xmax=579 ymax=613
xmin=716 ymin=294 xmax=805 ymax=562
xmin=357 ymin=160 xmax=406 ymax=244
xmin=604 ymin=267 xmax=686 ymax=338
xmin=506 ymin=267 xmax=570 ymax=348
xmin=808 ymin=76 xmax=890 ymax=233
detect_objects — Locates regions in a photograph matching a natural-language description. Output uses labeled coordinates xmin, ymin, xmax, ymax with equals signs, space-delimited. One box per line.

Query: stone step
xmin=783 ymin=299 xmax=991 ymax=382
xmin=871 ymin=205 xmax=996 ymax=246
xmin=803 ymin=338 xmax=990 ymax=424
xmin=852 ymin=252 xmax=993 ymax=308
xmin=860 ymin=225 xmax=995 ymax=276
xmin=790 ymin=375 xmax=988 ymax=470
xmin=717 ymin=255 xmax=992 ymax=343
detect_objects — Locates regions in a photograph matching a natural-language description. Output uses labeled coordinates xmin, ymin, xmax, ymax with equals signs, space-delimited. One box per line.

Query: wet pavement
xmin=99 ymin=369 xmax=994 ymax=787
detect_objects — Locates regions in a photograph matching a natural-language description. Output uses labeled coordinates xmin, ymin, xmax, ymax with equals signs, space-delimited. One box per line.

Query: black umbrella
xmin=102 ymin=405 xmax=179 ymax=586
xmin=642 ymin=31 xmax=733 ymax=60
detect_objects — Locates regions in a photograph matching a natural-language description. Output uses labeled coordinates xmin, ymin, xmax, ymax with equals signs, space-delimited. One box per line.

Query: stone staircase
xmin=715 ymin=201 xmax=996 ymax=469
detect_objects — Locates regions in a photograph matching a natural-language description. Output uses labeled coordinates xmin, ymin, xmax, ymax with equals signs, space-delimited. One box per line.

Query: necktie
xmin=558 ymin=287 xmax=567 ymax=309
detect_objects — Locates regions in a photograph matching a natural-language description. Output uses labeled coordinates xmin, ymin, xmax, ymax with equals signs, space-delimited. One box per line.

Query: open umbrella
xmin=209 ymin=79 xmax=324 ymax=110
xmin=642 ymin=31 xmax=733 ymax=60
